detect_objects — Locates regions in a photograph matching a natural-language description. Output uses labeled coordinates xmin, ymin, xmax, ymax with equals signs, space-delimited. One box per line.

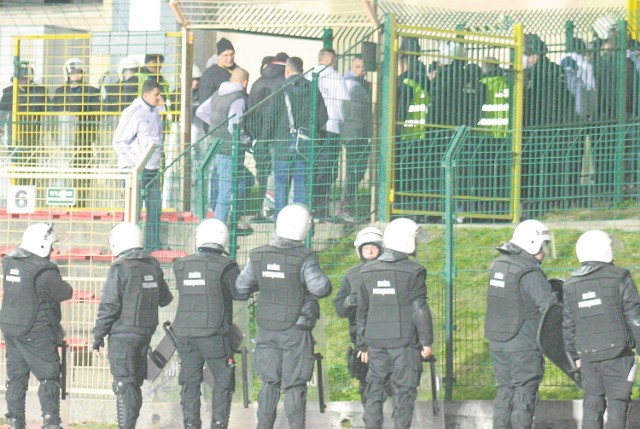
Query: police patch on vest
xmin=142 ymin=274 xmax=158 ymax=289
xmin=579 ymin=291 xmax=602 ymax=308
xmin=262 ymin=263 xmax=285 ymax=279
xmin=490 ymin=271 xmax=505 ymax=288
xmin=373 ymin=288 xmax=396 ymax=295
xmin=5 ymin=268 xmax=21 ymax=284
xmin=183 ymin=271 xmax=205 ymax=287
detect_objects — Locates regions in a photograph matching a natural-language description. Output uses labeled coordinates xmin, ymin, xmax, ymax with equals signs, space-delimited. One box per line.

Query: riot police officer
xmin=234 ymin=203 xmax=332 ymax=429
xmin=173 ymin=219 xmax=241 ymax=429
xmin=356 ymin=218 xmax=433 ymax=429
xmin=484 ymin=219 xmax=557 ymax=429
xmin=92 ymin=223 xmax=173 ymax=429
xmin=0 ymin=223 xmax=73 ymax=429
xmin=333 ymin=226 xmax=383 ymax=400
xmin=562 ymin=230 xmax=640 ymax=429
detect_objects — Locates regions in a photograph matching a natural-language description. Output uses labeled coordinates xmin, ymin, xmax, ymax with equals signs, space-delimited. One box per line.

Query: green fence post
xmin=564 ymin=20 xmax=574 ymax=50
xmin=378 ymin=13 xmax=395 ymax=222
xmin=322 ymin=28 xmax=334 ymax=49
xmin=614 ymin=20 xmax=629 ymax=205
xmin=196 ymin=138 xmax=220 ymax=220
xmin=229 ymin=123 xmax=241 ymax=258
xmin=307 ymin=73 xmax=320 ymax=247
xmin=442 ymin=125 xmax=469 ymax=401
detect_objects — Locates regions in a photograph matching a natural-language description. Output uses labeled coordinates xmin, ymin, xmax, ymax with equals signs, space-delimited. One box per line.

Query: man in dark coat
xmin=200 ymin=38 xmax=239 ymax=103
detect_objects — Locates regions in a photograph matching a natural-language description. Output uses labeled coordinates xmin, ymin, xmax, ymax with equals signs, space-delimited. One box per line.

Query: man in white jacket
xmin=309 ymin=48 xmax=349 ymax=220
xmin=112 ymin=79 xmax=164 ymax=252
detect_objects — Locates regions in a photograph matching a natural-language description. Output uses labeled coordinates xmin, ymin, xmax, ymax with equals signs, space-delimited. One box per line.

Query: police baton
xmin=314 ymin=352 xmax=326 ymax=413
xmin=241 ymin=346 xmax=250 ymax=408
xmin=422 ymin=355 xmax=439 ymax=416
xmin=60 ymin=340 xmax=68 ymax=400
xmin=162 ymin=321 xmax=178 ymax=347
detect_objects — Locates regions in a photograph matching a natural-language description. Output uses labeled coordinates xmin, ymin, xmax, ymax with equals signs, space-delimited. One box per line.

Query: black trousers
xmin=362 ymin=345 xmax=422 ymax=429
xmin=490 ymin=349 xmax=544 ymax=429
xmin=581 ymin=352 xmax=635 ymax=429
xmin=254 ymin=327 xmax=315 ymax=429
xmin=4 ymin=331 xmax=62 ymax=426
xmin=107 ymin=336 xmax=149 ymax=429
xmin=176 ymin=334 xmax=235 ymax=428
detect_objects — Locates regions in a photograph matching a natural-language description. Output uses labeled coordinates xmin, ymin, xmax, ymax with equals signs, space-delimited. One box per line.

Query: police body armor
xmin=344 ymin=264 xmax=364 ymax=343
xmin=209 ymin=91 xmax=245 ymax=155
xmin=172 ymin=253 xmax=234 ymax=337
xmin=116 ymin=258 xmax=161 ymax=328
xmin=564 ymin=263 xmax=631 ymax=362
xmin=251 ymin=244 xmax=312 ymax=331
xmin=360 ymin=258 xmax=422 ymax=349
xmin=484 ymin=251 xmax=540 ymax=342
xmin=0 ymin=254 xmax=57 ymax=336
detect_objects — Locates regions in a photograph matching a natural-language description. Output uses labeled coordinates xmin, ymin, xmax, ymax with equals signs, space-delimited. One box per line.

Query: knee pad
xmin=6 ymin=374 xmax=29 ymax=391
xmin=258 ymin=382 xmax=281 ymax=410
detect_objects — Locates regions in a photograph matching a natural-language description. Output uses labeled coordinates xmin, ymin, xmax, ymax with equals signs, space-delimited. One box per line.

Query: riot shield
xmin=537 ymin=302 xmax=581 ymax=385
xmin=147 ymin=321 xmax=177 ymax=382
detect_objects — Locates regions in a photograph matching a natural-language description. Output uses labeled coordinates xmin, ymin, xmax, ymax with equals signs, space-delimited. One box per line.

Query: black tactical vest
xmin=172 ymin=253 xmax=234 ymax=337
xmin=117 ymin=258 xmax=161 ymax=329
xmin=360 ymin=258 xmax=422 ymax=348
xmin=564 ymin=264 xmax=631 ymax=362
xmin=0 ymin=255 xmax=57 ymax=336
xmin=251 ymin=244 xmax=312 ymax=331
xmin=484 ymin=252 xmax=539 ymax=342
xmin=344 ymin=263 xmax=365 ymax=342
xmin=209 ymin=90 xmax=245 ymax=156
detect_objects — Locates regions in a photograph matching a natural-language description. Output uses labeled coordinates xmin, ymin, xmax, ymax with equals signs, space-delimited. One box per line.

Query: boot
xmin=8 ymin=417 xmax=25 ymax=429
xmin=42 ymin=413 xmax=61 ymax=429
xmin=116 ymin=394 xmax=130 ymax=429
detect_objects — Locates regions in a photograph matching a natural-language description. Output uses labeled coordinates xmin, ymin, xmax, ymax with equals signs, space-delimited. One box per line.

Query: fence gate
xmin=380 ymin=15 xmax=524 ymax=222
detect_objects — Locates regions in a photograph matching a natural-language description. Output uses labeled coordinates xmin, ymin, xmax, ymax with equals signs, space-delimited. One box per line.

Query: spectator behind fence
xmin=200 ymin=38 xmax=238 ymax=104
xmin=111 ymin=79 xmax=165 ymax=252
xmin=92 ymin=222 xmax=173 ymax=429
xmin=335 ymin=55 xmax=374 ymax=223
xmin=138 ymin=53 xmax=170 ymax=105
xmin=0 ymin=62 xmax=47 ymax=167
xmin=51 ymin=58 xmax=101 ymax=207
xmin=309 ymin=48 xmax=349 ymax=220
xmin=0 ymin=223 xmax=73 ymax=429
xmin=271 ymin=56 xmax=328 ymax=219
xmin=206 ymin=67 xmax=254 ymax=236
xmin=485 ymin=220 xmax=557 ymax=429
xmin=560 ymin=38 xmax=597 ymax=121
xmin=104 ymin=56 xmax=140 ymax=113
xmin=246 ymin=52 xmax=290 ymax=222
xmin=233 ymin=203 xmax=332 ymax=429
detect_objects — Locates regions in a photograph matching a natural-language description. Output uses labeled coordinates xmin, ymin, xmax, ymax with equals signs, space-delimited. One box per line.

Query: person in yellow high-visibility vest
xmin=478 ymin=58 xmax=510 ymax=139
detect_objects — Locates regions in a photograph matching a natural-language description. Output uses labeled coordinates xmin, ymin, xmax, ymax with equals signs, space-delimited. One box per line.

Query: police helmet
xmin=192 ymin=64 xmax=203 ymax=80
xmin=439 ymin=41 xmax=466 ymax=66
xmin=353 ymin=226 xmax=383 ymax=259
xmin=196 ymin=219 xmax=229 ymax=251
xmin=16 ymin=62 xmax=34 ymax=83
xmin=576 ymin=230 xmax=613 ymax=263
xmin=109 ymin=223 xmax=143 ymax=256
xmin=510 ymin=219 xmax=552 ymax=255
xmin=20 ymin=223 xmax=58 ymax=258
xmin=118 ymin=56 xmax=139 ymax=78
xmin=383 ymin=218 xmax=428 ymax=255
xmin=593 ymin=15 xmax=616 ymax=41
xmin=63 ymin=58 xmax=84 ymax=80
xmin=275 ymin=204 xmax=311 ymax=241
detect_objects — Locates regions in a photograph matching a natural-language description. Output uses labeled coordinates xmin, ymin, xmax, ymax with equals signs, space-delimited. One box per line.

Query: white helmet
xmin=118 ymin=56 xmax=139 ymax=78
xmin=196 ymin=219 xmax=229 ymax=250
xmin=576 ymin=230 xmax=613 ymax=263
xmin=20 ymin=223 xmax=58 ymax=258
xmin=16 ymin=62 xmax=34 ymax=83
xmin=593 ymin=15 xmax=616 ymax=40
xmin=510 ymin=219 xmax=552 ymax=255
xmin=276 ymin=204 xmax=311 ymax=241
xmin=63 ymin=58 xmax=84 ymax=79
xmin=383 ymin=218 xmax=428 ymax=254
xmin=354 ymin=226 xmax=383 ymax=259
xmin=192 ymin=64 xmax=202 ymax=79
xmin=109 ymin=223 xmax=143 ymax=256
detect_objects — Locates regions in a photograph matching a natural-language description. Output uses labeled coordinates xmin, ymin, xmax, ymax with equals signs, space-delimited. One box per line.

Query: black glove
xmin=343 ymin=293 xmax=358 ymax=308
xmin=92 ymin=337 xmax=105 ymax=351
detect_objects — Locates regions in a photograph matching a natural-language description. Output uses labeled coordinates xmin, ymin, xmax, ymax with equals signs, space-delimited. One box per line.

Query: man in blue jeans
xmin=272 ymin=57 xmax=328 ymax=219
xmin=112 ymin=79 xmax=164 ymax=252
